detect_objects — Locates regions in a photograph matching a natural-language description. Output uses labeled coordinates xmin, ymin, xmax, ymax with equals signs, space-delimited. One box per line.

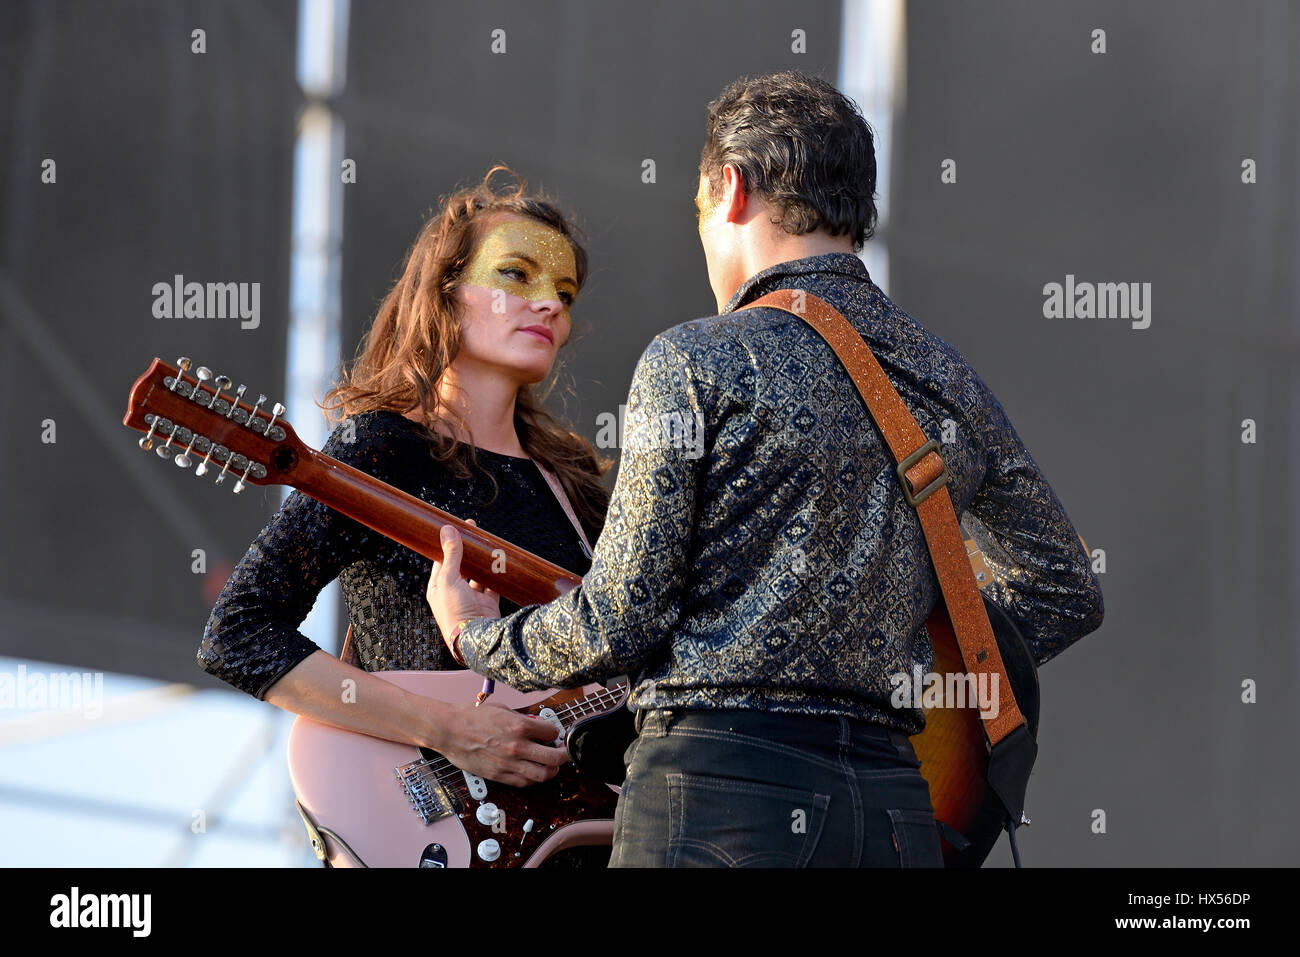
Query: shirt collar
xmin=723 ymin=252 xmax=871 ymax=314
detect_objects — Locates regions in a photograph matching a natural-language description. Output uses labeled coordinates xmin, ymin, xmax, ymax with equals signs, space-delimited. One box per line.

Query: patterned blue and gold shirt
xmin=458 ymin=252 xmax=1104 ymax=733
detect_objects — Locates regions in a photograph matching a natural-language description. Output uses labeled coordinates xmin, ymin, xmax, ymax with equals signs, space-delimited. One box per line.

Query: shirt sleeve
xmin=458 ymin=334 xmax=705 ymax=690
xmin=197 ymin=415 xmax=385 ymax=698
xmin=960 ymin=376 xmax=1105 ymax=666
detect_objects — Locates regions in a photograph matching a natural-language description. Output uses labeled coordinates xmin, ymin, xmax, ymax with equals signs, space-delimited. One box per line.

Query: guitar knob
xmin=476 ymin=839 xmax=501 ymax=862
xmin=475 ymin=803 xmax=501 ymax=827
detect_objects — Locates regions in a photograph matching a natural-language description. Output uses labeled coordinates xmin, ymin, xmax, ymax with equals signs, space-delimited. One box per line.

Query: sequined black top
xmin=458 ymin=252 xmax=1105 ymax=734
xmin=198 ymin=410 xmax=597 ymax=699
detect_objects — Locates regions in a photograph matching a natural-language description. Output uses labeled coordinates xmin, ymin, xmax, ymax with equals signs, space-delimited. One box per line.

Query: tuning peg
xmin=193 ymin=367 xmax=213 ymax=404
xmin=156 ymin=423 xmax=179 ymax=458
xmin=174 ymin=432 xmax=200 ymax=468
xmin=246 ymin=394 xmax=267 ymax=430
xmin=195 ymin=442 xmax=218 ymax=477
xmin=138 ymin=415 xmax=161 ymax=451
xmin=225 ymin=384 xmax=246 ymax=419
xmin=214 ymin=454 xmax=233 ymax=485
xmin=233 ymin=459 xmax=257 ymax=494
xmin=211 ymin=375 xmax=231 ymax=411
xmin=265 ymin=402 xmax=286 ymax=437
xmin=170 ymin=358 xmax=192 ymax=391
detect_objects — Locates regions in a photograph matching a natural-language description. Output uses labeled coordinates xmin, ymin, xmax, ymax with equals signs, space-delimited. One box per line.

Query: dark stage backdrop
xmin=890 ymin=0 xmax=1299 ymax=865
xmin=0 ymin=1 xmax=299 ymax=685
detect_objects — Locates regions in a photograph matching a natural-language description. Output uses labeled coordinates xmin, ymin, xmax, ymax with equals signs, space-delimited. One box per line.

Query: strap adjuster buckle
xmin=898 ymin=438 xmax=949 ymax=507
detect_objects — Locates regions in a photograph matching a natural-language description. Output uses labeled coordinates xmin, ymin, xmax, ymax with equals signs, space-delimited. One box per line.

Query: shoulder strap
xmin=744 ymin=289 xmax=1026 ymax=748
xmin=531 ymin=459 xmax=595 ymax=560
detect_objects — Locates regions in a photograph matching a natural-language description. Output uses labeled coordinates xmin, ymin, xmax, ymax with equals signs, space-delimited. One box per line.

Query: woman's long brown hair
xmin=321 ymin=166 xmax=612 ymax=538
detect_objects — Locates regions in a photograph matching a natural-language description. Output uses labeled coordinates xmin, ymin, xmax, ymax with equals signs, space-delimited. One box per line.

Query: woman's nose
xmin=531 ymin=295 xmax=564 ymax=317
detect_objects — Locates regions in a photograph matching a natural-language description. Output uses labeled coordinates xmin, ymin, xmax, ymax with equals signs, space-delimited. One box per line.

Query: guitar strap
xmin=744 ymin=289 xmax=1037 ymax=832
xmin=532 ymin=459 xmax=595 ymax=560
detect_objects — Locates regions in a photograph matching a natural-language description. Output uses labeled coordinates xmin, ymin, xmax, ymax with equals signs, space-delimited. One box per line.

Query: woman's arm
xmin=199 ymin=414 xmax=566 ymax=785
xmin=263 ymin=650 xmax=567 ymax=787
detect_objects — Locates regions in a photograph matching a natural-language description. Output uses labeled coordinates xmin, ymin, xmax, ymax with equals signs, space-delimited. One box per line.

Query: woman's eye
xmin=498 ymin=266 xmax=573 ymax=306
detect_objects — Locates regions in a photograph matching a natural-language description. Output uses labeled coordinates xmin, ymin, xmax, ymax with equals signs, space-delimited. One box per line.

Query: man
xmin=427 ymin=70 xmax=1104 ymax=867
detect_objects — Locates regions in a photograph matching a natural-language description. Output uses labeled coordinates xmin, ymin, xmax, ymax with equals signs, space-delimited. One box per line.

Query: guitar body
xmin=287 ymin=671 xmax=620 ymax=868
xmin=912 ymin=594 xmax=1039 ymax=866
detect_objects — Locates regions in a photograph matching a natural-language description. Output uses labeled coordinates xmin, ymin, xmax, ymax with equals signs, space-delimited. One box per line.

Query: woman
xmin=199 ymin=166 xmax=612 ymax=857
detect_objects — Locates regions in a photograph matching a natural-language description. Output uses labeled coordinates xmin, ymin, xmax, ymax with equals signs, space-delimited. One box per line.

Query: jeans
xmin=609 ymin=708 xmax=943 ymax=867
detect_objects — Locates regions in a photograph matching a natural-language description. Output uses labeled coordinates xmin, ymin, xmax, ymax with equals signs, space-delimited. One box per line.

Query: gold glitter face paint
xmin=461 ymin=216 xmax=579 ymax=320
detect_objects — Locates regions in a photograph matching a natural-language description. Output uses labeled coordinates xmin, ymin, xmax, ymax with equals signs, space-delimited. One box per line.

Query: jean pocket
xmin=665 ymin=773 xmax=831 ymax=867
xmin=886 ymin=807 xmax=943 ymax=867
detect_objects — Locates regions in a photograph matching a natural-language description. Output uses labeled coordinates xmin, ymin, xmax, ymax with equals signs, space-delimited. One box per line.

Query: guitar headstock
xmin=122 ymin=357 xmax=307 ymax=493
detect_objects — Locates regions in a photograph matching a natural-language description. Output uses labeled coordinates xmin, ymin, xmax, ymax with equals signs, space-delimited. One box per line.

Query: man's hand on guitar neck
xmin=427 ymin=522 xmax=503 ymax=655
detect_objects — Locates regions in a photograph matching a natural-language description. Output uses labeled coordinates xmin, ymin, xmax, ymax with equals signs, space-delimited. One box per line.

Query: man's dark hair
xmin=699 ymin=70 xmax=878 ymax=250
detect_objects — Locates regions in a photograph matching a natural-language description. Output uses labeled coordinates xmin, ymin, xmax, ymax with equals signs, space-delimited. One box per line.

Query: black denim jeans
xmin=609 ymin=708 xmax=943 ymax=867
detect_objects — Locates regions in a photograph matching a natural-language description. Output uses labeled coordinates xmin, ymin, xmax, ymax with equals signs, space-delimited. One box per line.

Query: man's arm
xmin=455 ymin=334 xmax=706 ymax=690
xmin=961 ymin=375 xmax=1104 ymax=665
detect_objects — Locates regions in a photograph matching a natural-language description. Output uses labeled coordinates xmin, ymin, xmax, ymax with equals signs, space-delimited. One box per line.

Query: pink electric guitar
xmin=286 ymin=673 xmax=626 ymax=868
xmin=122 ymin=357 xmax=628 ymax=867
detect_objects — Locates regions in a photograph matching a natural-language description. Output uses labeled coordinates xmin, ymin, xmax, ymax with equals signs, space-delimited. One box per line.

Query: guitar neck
xmin=291 ymin=446 xmax=582 ymax=608
xmin=123 ymin=357 xmax=1013 ymax=614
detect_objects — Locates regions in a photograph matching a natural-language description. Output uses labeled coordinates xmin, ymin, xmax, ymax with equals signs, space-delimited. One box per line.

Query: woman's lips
xmin=519 ymin=326 xmax=553 ymax=344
